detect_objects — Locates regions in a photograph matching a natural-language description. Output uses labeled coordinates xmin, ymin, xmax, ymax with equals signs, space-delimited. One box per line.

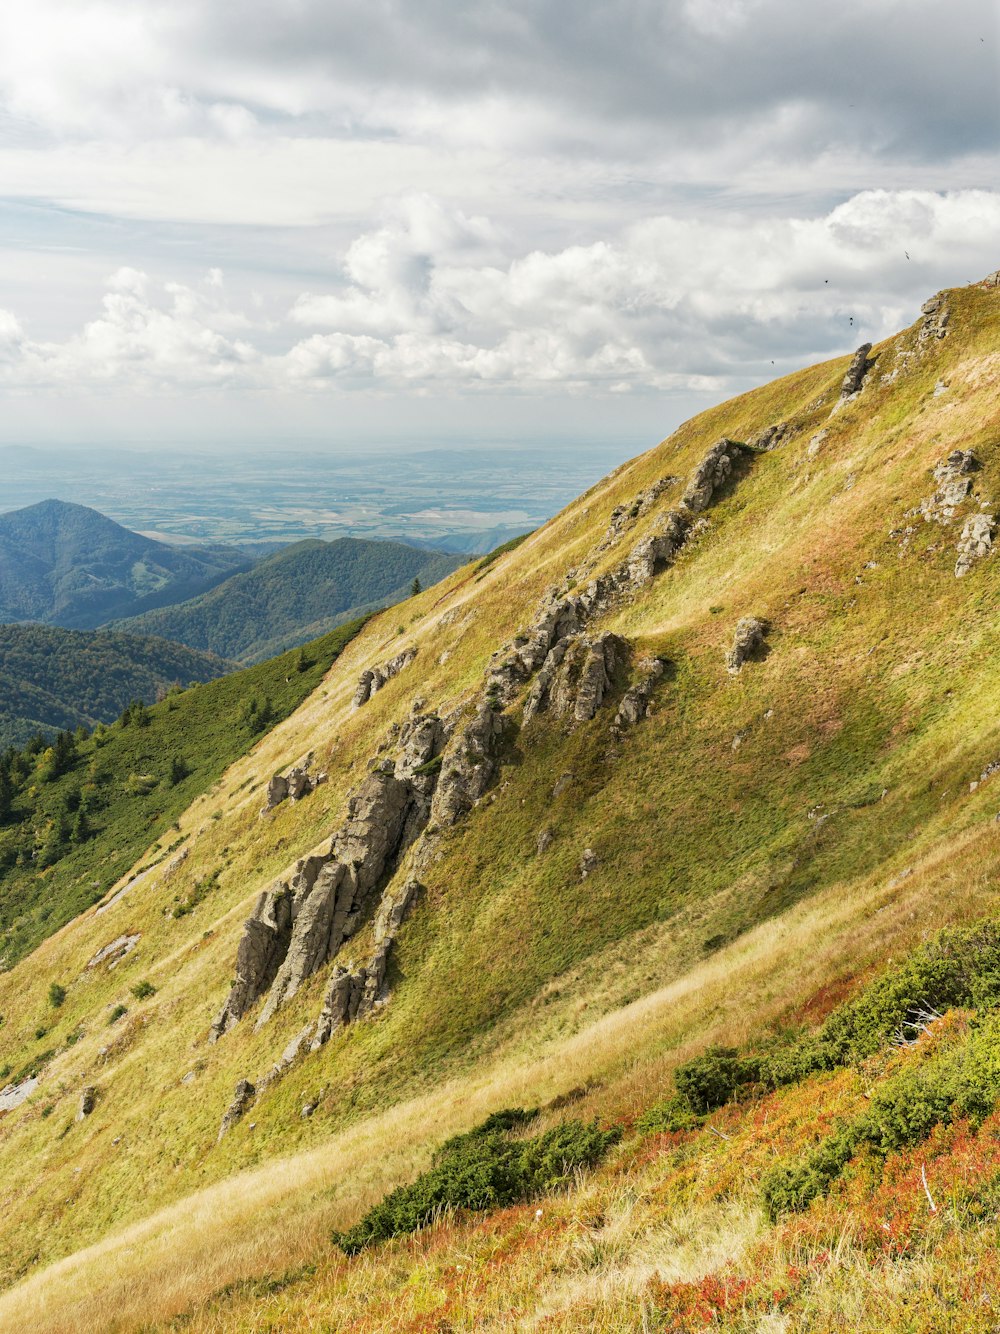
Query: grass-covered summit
xmin=1 ymin=277 xmax=1000 ymax=1331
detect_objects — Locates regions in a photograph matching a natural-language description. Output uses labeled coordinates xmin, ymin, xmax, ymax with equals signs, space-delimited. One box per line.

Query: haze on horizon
xmin=0 ymin=0 xmax=997 ymax=451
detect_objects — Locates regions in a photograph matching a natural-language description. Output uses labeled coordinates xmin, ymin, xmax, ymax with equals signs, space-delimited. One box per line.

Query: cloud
xmin=1 ymin=189 xmax=995 ymax=405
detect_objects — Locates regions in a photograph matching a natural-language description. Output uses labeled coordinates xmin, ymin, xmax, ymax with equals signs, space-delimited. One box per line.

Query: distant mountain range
xmin=0 ymin=499 xmax=250 ymax=628
xmin=0 ymin=623 xmax=232 ymax=748
xmin=117 ymin=537 xmax=467 ymax=663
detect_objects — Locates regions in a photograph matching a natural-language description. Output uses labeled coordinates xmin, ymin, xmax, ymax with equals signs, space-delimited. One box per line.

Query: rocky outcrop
xmin=352 ymin=647 xmax=418 ymax=708
xmin=627 ymin=511 xmax=691 ymax=585
xmin=834 ymin=344 xmax=875 ymax=409
xmin=726 ymin=617 xmax=768 ymax=674
xmin=311 ymin=879 xmax=422 ymax=1048
xmin=580 ymin=849 xmax=599 ymax=879
xmin=955 ymin=513 xmax=995 ymax=577
xmin=0 ymin=1076 xmax=39 ymax=1113
xmin=748 ymin=422 xmax=790 ymax=452
xmin=218 ymin=1078 xmax=255 ymax=1141
xmin=261 ymin=765 xmax=327 ymax=814
xmin=920 ymin=294 xmax=950 ymax=341
xmin=76 ymin=1087 xmax=97 ymax=1121
xmin=613 ymin=658 xmax=666 ymax=731
xmin=524 ymin=632 xmax=626 ymax=724
xmin=212 ymin=710 xmax=448 ymax=1039
xmin=681 ymin=439 xmax=743 ymax=513
xmin=599 ymin=475 xmax=679 ymax=551
xmin=921 ymin=451 xmax=979 ymax=525
xmin=430 ymin=704 xmax=504 ymax=826
xmin=210 ymin=886 xmax=293 ymax=1039
xmin=87 ymin=934 xmax=140 ymax=969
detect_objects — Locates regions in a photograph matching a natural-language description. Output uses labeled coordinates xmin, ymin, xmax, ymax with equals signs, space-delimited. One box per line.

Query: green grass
xmin=0 ymin=618 xmax=365 ymax=968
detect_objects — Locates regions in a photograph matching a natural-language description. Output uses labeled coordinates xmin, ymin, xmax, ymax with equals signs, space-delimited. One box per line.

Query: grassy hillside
xmin=117 ymin=537 xmax=466 ymax=662
xmin=0 ymin=499 xmax=249 ymax=628
xmin=0 ymin=623 xmax=234 ymax=749
xmin=0 ymin=619 xmax=363 ymax=969
xmin=0 ymin=278 xmax=999 ymax=1331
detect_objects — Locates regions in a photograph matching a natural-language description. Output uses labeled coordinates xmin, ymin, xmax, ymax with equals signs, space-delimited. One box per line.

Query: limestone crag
xmin=613 ymin=658 xmax=666 ymax=732
xmin=598 ymin=475 xmax=679 ymax=552
xmin=524 ymin=632 xmax=627 ymax=725
xmin=681 ymin=438 xmax=743 ymax=513
xmin=352 ymin=647 xmax=418 ymax=708
xmin=218 ymin=1078 xmax=255 ymax=1141
xmin=921 ymin=451 xmax=979 ymax=525
xmin=626 ymin=510 xmax=691 ymax=585
xmin=834 ymin=344 xmax=875 ymax=410
xmin=748 ymin=422 xmax=790 ymax=452
xmin=261 ymin=765 xmax=327 ymax=814
xmin=920 ymin=294 xmax=950 ymax=341
xmin=955 ymin=513 xmax=995 ymax=578
xmin=87 ymin=934 xmax=140 ymax=969
xmin=429 ymin=704 xmax=504 ymax=826
xmin=210 ymin=885 xmax=293 ymax=1039
xmin=726 ymin=617 xmax=768 ymax=674
xmin=76 ymin=1087 xmax=96 ymax=1121
xmin=310 ymin=879 xmax=422 ymax=1048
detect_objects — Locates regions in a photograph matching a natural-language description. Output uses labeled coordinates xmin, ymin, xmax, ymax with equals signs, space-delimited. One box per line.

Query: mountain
xmin=0 ymin=499 xmax=250 ymax=628
xmin=0 ymin=624 xmax=236 ymax=749
xmin=115 ymin=537 xmax=466 ymax=662
xmin=2 ymin=276 xmax=1000 ymax=1332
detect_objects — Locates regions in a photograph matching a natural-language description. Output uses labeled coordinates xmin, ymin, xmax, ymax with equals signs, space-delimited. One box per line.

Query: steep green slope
xmin=0 ymin=499 xmax=248 ymax=628
xmin=0 ymin=279 xmax=999 ymax=1331
xmin=0 ymin=624 xmax=234 ymax=749
xmin=117 ymin=537 xmax=465 ymax=662
xmin=0 ymin=618 xmax=363 ymax=969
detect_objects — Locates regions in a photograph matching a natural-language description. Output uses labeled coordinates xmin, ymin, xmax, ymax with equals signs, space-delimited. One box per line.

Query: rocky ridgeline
xmin=352 ymin=647 xmax=418 ymax=708
xmin=919 ymin=293 xmax=950 ymax=341
xmin=833 ymin=343 xmax=876 ymax=412
xmin=261 ymin=763 xmax=327 ymax=815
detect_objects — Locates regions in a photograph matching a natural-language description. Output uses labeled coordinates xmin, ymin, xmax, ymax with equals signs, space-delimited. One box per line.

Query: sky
xmin=0 ymin=0 xmax=997 ymax=450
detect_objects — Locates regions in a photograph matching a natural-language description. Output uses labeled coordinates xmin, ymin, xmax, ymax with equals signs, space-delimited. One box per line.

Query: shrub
xmin=107 ymin=1004 xmax=128 ymax=1025
xmin=673 ymin=1046 xmax=763 ymax=1115
xmin=47 ymin=981 xmax=67 ymax=1009
xmin=131 ymin=980 xmax=156 ymax=1000
xmin=333 ymin=1109 xmax=619 ymax=1255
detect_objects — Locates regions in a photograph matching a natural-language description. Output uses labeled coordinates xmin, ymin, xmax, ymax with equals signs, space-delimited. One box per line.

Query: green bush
xmin=333 ymin=1109 xmax=619 ymax=1255
xmin=131 ymin=980 xmax=156 ymax=1000
xmin=107 ymin=1004 xmax=128 ymax=1025
xmin=674 ymin=1046 xmax=763 ymax=1115
xmin=47 ymin=982 xmax=67 ymax=1009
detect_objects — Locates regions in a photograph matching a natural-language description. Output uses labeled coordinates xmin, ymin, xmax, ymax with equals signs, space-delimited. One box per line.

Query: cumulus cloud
xmin=1 ymin=190 xmax=997 ymax=404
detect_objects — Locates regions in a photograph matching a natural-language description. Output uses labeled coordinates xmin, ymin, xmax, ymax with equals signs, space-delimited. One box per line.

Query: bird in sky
xmin=905 ymin=250 xmax=910 ymax=260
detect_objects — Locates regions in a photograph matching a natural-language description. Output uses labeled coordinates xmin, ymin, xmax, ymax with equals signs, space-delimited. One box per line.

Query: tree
xmin=167 ymin=755 xmax=188 ymax=786
xmin=411 ymin=577 xmax=422 ymax=596
xmin=71 ymin=808 xmax=91 ymax=844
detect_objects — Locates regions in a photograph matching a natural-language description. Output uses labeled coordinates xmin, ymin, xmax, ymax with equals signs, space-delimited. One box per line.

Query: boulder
xmin=919 ymin=294 xmax=950 ymax=340
xmin=835 ymin=344 xmax=874 ymax=407
xmin=580 ymin=849 xmax=599 ymax=879
xmin=726 ymin=617 xmax=768 ymax=674
xmin=682 ymin=439 xmax=743 ymax=513
xmin=218 ymin=1078 xmax=255 ymax=1141
xmin=352 ymin=648 xmax=418 ymax=708
xmin=955 ymin=513 xmax=995 ymax=577
xmin=921 ymin=451 xmax=979 ymax=524
xmin=613 ymin=658 xmax=666 ymax=731
xmin=627 ymin=510 xmax=690 ymax=584
xmin=87 ymin=934 xmax=141 ymax=970
xmin=76 ymin=1087 xmax=97 ymax=1122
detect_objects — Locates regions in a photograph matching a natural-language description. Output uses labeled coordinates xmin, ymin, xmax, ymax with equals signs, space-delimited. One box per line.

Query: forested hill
xmin=117 ymin=537 xmax=466 ymax=662
xmin=0 ymin=625 xmax=233 ymax=748
xmin=0 ymin=499 xmax=249 ymax=628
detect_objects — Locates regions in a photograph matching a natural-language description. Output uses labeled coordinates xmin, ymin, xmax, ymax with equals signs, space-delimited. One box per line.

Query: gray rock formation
xmin=261 ymin=766 xmax=327 ymax=814
xmin=982 ymin=270 xmax=1000 ymax=288
xmin=920 ymin=294 xmax=950 ymax=341
xmin=0 ymin=1076 xmax=39 ymax=1112
xmin=536 ymin=828 xmax=554 ymax=855
xmin=835 ymin=344 xmax=875 ymax=408
xmin=748 ymin=422 xmax=790 ymax=452
xmin=210 ymin=886 xmax=293 ymax=1040
xmin=681 ymin=439 xmax=743 ymax=513
xmin=955 ymin=513 xmax=995 ymax=577
xmin=218 ymin=1078 xmax=255 ymax=1141
xmin=580 ymin=848 xmax=599 ymax=879
xmin=921 ymin=451 xmax=979 ymax=524
xmin=87 ymin=934 xmax=140 ymax=969
xmin=613 ymin=658 xmax=666 ymax=731
xmin=524 ymin=632 xmax=626 ymax=724
xmin=352 ymin=647 xmax=418 ymax=708
xmin=726 ymin=617 xmax=768 ymax=674
xmin=77 ymin=1087 xmax=97 ymax=1121
xmin=599 ymin=475 xmax=679 ymax=551
xmin=430 ymin=704 xmax=504 ymax=826
xmin=627 ymin=511 xmax=691 ymax=585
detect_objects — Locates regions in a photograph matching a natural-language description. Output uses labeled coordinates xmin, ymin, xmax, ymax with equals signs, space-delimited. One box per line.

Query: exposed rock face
xmin=0 ymin=1076 xmax=39 ymax=1112
xmin=430 ymin=704 xmax=504 ymax=826
xmin=536 ymin=828 xmax=554 ymax=855
xmin=627 ymin=511 xmax=691 ymax=585
xmin=613 ymin=658 xmax=666 ymax=731
xmin=921 ymin=451 xmax=979 ymax=524
xmin=748 ymin=422 xmax=790 ymax=452
xmin=835 ymin=344 xmax=875 ymax=408
xmin=210 ymin=886 xmax=293 ymax=1040
xmin=955 ymin=513 xmax=995 ymax=577
xmin=352 ymin=647 xmax=418 ymax=708
xmin=262 ymin=766 xmax=327 ymax=814
xmin=524 ymin=632 xmax=626 ymax=724
xmin=806 ymin=429 xmax=828 ymax=460
xmin=87 ymin=934 xmax=140 ymax=969
xmin=580 ymin=849 xmax=599 ymax=879
xmin=311 ymin=879 xmax=422 ymax=1049
xmin=726 ymin=617 xmax=768 ymax=674
xmin=920 ymin=294 xmax=950 ymax=341
xmin=599 ymin=475 xmax=679 ymax=551
xmin=77 ymin=1087 xmax=97 ymax=1121
xmin=218 ymin=1078 xmax=255 ymax=1140
xmin=681 ymin=439 xmax=743 ymax=513
xmin=981 ymin=270 xmax=1000 ymax=288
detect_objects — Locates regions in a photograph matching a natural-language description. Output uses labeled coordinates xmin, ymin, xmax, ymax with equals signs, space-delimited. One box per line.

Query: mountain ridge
xmin=1 ymin=276 xmax=999 ymax=1330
